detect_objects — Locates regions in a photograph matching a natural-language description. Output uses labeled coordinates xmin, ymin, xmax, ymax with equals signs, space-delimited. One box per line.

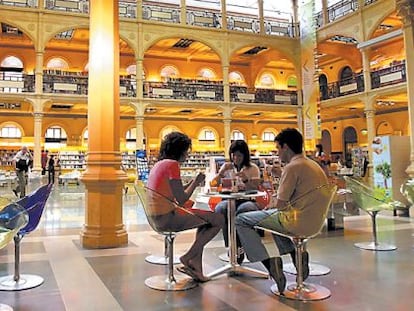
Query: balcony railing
xmin=371 ymin=61 xmax=406 ymax=89
xmin=144 ymin=79 xmax=224 ymax=101
xmin=319 ymin=61 xmax=406 ymax=100
xmin=143 ymin=3 xmax=180 ymax=24
xmin=0 ymin=0 xmax=296 ymax=37
xmin=314 ymin=0 xmax=359 ymax=28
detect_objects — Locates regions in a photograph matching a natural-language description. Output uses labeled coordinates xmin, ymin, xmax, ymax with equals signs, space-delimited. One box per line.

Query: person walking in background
xmin=46 ymin=154 xmax=55 ymax=184
xmin=12 ymin=146 xmax=32 ymax=198
xmin=41 ymin=149 xmax=48 ymax=175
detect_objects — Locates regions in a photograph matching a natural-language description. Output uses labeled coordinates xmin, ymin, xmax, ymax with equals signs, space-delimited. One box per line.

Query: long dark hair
xmin=229 ymin=140 xmax=251 ymax=169
xmin=158 ymin=131 xmax=192 ymax=161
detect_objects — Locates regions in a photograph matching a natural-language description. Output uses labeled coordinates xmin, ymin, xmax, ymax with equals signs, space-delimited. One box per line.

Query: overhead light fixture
xmin=361 ymin=129 xmax=368 ymax=135
xmin=251 ymin=134 xmax=258 ymax=139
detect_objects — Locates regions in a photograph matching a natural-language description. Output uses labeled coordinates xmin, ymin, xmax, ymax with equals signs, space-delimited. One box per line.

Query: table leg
xmin=207 ymin=198 xmax=268 ymax=279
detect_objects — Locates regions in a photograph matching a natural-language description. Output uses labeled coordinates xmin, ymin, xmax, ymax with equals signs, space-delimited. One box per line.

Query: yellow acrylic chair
xmin=134 ymin=182 xmax=207 ymax=291
xmin=255 ymin=183 xmax=337 ymax=301
xmin=0 ymin=200 xmax=29 ymax=310
xmin=344 ymin=176 xmax=406 ymax=251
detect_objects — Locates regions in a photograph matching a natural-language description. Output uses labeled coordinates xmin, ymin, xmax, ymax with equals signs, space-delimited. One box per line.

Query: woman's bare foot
xmin=179 ymin=256 xmax=209 ymax=282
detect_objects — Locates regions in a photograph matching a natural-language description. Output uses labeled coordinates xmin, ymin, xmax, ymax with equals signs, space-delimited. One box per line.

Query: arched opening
xmin=343 ymin=126 xmax=357 ymax=168
xmin=319 ymin=74 xmax=328 ymax=100
xmin=321 ymin=129 xmax=332 ymax=155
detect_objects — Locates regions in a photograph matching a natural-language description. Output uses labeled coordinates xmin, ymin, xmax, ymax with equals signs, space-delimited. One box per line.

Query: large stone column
xmin=80 ymin=0 xmax=128 ymax=248
xmin=397 ymin=0 xmax=414 ymax=176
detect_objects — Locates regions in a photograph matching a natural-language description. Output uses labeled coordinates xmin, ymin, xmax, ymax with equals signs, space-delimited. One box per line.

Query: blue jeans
xmin=236 ymin=209 xmax=294 ymax=262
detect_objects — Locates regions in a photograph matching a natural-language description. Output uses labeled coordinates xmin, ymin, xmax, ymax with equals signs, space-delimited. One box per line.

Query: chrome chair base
xmin=218 ymin=252 xmax=249 ymax=263
xmin=354 ymin=241 xmax=397 ymax=251
xmin=271 ymin=281 xmax=331 ymax=301
xmin=144 ymin=274 xmax=198 ymax=291
xmin=145 ymin=255 xmax=180 ymax=265
xmin=0 ymin=304 xmax=13 ymax=311
xmin=0 ymin=274 xmax=44 ymax=291
xmin=283 ymin=262 xmax=331 ymax=276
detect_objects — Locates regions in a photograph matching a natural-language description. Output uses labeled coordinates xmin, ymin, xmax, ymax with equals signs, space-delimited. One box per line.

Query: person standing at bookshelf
xmin=46 ymin=154 xmax=56 ymax=184
xmin=12 ymin=146 xmax=32 ymax=198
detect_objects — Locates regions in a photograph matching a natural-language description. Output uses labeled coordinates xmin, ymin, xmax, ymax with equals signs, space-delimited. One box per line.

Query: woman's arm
xmin=169 ymin=172 xmax=205 ymax=205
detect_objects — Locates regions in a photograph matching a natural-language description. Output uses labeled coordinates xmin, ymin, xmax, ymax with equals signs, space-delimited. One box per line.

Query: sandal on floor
xmin=177 ymin=265 xmax=210 ymax=283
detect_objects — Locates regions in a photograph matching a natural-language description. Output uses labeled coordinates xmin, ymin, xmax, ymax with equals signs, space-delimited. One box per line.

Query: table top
xmin=200 ymin=190 xmax=266 ymax=200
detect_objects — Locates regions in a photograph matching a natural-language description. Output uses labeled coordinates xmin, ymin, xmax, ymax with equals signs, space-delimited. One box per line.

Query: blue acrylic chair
xmin=0 ymin=200 xmax=29 ymax=309
xmin=0 ymin=183 xmax=52 ymax=291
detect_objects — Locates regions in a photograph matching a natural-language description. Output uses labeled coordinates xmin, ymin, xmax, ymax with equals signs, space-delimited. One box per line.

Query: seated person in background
xmin=235 ymin=128 xmax=328 ymax=294
xmin=211 ymin=140 xmax=261 ymax=263
xmin=147 ymin=131 xmax=224 ymax=282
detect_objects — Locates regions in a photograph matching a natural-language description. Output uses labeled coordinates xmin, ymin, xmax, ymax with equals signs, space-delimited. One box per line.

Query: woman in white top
xmin=212 ymin=140 xmax=260 ymax=263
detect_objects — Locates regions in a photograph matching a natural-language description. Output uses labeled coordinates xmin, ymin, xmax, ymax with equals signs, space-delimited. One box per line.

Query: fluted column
xmin=221 ymin=0 xmax=227 ymax=30
xmin=258 ymin=0 xmax=264 ymax=35
xmin=136 ymin=58 xmax=143 ymax=99
xmin=80 ymin=0 xmax=128 ymax=248
xmin=361 ymin=48 xmax=371 ymax=92
xmin=364 ymin=108 xmax=376 ymax=166
xmin=33 ymin=112 xmax=43 ymax=172
xmin=322 ymin=0 xmax=328 ymax=26
xmin=397 ymin=0 xmax=414 ymax=176
xmin=35 ymin=51 xmax=44 ymax=94
xmin=223 ymin=64 xmax=230 ymax=103
xmin=223 ymin=118 xmax=231 ymax=156
xmin=136 ymin=0 xmax=142 ymax=20
xmin=180 ymin=0 xmax=186 ymax=25
xmin=135 ymin=115 xmax=145 ymax=150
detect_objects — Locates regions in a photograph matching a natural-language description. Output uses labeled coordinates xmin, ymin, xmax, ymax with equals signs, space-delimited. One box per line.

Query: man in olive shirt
xmin=236 ymin=128 xmax=328 ymax=294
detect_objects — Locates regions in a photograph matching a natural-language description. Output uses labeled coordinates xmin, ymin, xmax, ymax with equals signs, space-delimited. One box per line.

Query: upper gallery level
xmin=0 ymin=0 xmax=409 ymax=124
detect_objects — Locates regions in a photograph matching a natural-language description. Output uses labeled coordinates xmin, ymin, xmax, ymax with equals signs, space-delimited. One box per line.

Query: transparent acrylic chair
xmin=255 ymin=183 xmax=337 ymax=301
xmin=344 ymin=176 xmax=406 ymax=251
xmin=134 ymin=182 xmax=207 ymax=291
xmin=0 ymin=200 xmax=29 ymax=309
xmin=0 ymin=184 xmax=52 ymax=291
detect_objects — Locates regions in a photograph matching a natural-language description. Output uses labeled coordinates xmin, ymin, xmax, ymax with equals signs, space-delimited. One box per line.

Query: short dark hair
xmin=229 ymin=140 xmax=251 ymax=167
xmin=274 ymin=128 xmax=303 ymax=154
xmin=158 ymin=131 xmax=192 ymax=161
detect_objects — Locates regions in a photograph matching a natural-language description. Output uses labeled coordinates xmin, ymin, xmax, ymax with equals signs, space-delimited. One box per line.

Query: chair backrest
xmin=0 ymin=202 xmax=29 ymax=249
xmin=258 ymin=183 xmax=337 ymax=238
xmin=344 ymin=176 xmax=394 ymax=212
xmin=16 ymin=183 xmax=53 ymax=235
xmin=134 ymin=182 xmax=206 ymax=233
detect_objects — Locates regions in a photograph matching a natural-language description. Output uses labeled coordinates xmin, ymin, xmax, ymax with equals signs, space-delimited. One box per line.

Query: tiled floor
xmin=1 ymin=178 xmax=414 ymax=311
